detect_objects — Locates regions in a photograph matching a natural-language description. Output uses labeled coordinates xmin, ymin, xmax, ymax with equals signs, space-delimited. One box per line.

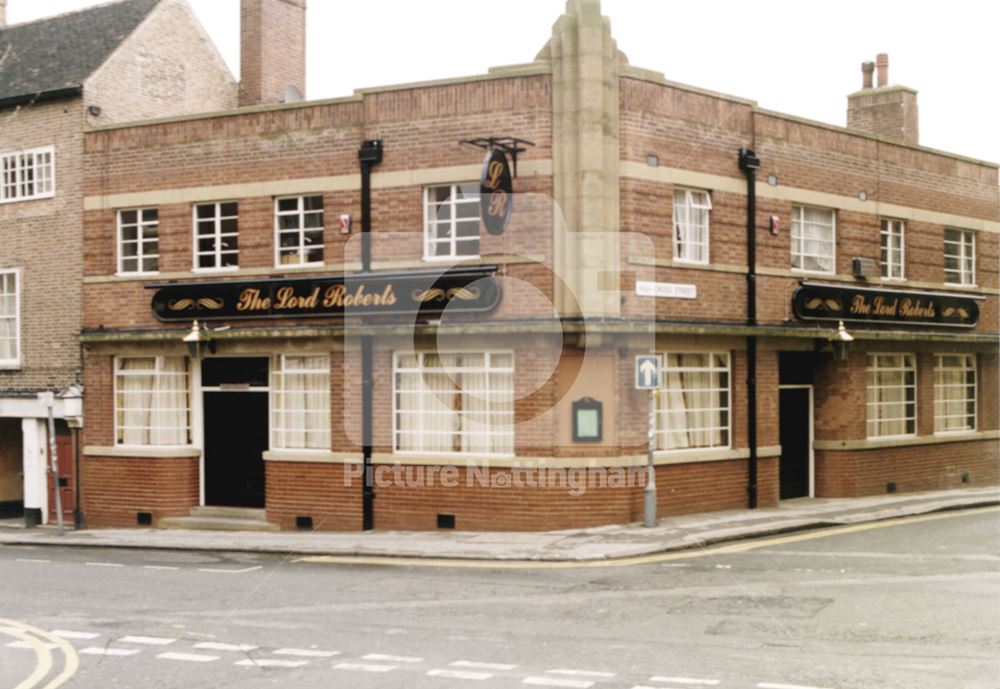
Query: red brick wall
xmin=81 ymin=457 xmax=199 ymax=527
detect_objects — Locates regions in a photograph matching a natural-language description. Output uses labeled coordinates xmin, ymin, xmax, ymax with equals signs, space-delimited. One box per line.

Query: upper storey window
xmin=0 ymin=146 xmax=55 ymax=203
xmin=194 ymin=202 xmax=239 ymax=271
xmin=118 ymin=208 xmax=159 ymax=275
xmin=791 ymin=205 xmax=836 ymax=274
xmin=672 ymin=188 xmax=711 ymax=264
xmin=880 ymin=218 xmax=905 ymax=280
xmin=275 ymin=196 xmax=324 ymax=267
xmin=424 ymin=184 xmax=481 ymax=260
xmin=943 ymin=229 xmax=975 ymax=286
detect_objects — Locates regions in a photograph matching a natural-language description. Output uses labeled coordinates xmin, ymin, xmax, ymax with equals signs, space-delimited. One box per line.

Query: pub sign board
xmin=149 ymin=266 xmax=502 ymax=322
xmin=480 ymin=149 xmax=513 ymax=235
xmin=792 ymin=282 xmax=980 ymax=329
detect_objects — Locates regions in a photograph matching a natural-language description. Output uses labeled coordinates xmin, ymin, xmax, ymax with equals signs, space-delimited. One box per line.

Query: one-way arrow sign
xmin=635 ymin=355 xmax=662 ymax=390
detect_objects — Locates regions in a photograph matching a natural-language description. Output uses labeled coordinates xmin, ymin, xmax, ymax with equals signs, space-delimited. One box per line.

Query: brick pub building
xmin=78 ymin=0 xmax=998 ymax=531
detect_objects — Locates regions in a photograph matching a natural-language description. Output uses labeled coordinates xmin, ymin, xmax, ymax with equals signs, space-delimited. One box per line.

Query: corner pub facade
xmin=77 ymin=0 xmax=998 ymax=532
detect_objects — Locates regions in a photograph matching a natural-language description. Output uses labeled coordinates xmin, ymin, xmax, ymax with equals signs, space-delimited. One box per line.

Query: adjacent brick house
xmin=78 ymin=0 xmax=997 ymax=531
xmin=0 ymin=0 xmax=235 ymax=524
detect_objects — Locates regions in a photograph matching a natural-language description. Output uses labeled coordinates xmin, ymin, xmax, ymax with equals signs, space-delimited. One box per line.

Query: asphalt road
xmin=0 ymin=508 xmax=997 ymax=689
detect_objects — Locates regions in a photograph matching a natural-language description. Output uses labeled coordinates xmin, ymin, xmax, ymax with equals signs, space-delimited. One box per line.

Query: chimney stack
xmin=239 ymin=0 xmax=307 ymax=107
xmin=1 ymin=0 xmax=7 ymax=29
xmin=847 ymin=53 xmax=919 ymax=146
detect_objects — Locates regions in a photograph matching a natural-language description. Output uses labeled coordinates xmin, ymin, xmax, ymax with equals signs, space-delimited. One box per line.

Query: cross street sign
xmin=635 ymin=355 xmax=662 ymax=390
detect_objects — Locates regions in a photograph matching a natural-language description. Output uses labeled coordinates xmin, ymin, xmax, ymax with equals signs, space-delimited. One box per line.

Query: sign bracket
xmin=459 ymin=136 xmax=535 ymax=178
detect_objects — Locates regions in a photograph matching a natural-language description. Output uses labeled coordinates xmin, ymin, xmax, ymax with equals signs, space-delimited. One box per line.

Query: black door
xmin=204 ymin=391 xmax=268 ymax=507
xmin=779 ymin=387 xmax=811 ymax=500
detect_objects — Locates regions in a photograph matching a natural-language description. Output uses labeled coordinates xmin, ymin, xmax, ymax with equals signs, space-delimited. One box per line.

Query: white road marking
xmin=120 ymin=635 xmax=177 ymax=645
xmin=362 ymin=652 xmax=423 ymax=663
xmin=548 ymin=669 xmax=616 ymax=678
xmin=524 ymin=678 xmax=595 ymax=688
xmin=196 ymin=566 xmax=263 ymax=574
xmin=158 ymin=652 xmax=220 ymax=663
xmin=194 ymin=642 xmax=259 ymax=652
xmin=451 ymin=660 xmax=518 ymax=671
xmin=235 ymin=658 xmax=308 ymax=668
xmin=143 ymin=565 xmax=180 ymax=571
xmin=52 ymin=630 xmax=101 ymax=640
xmin=650 ymin=678 xmax=721 ymax=686
xmin=428 ymin=668 xmax=494 ymax=680
xmin=273 ymin=648 xmax=340 ymax=658
xmin=15 ymin=558 xmax=50 ymax=564
xmin=5 ymin=641 xmax=59 ymax=650
xmin=85 ymin=562 xmax=125 ymax=568
xmin=758 ymin=683 xmax=832 ymax=689
xmin=80 ymin=647 xmax=141 ymax=657
xmin=334 ymin=662 xmax=396 ymax=672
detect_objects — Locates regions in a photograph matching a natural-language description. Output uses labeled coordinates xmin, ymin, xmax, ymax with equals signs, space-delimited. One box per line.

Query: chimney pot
xmin=861 ymin=61 xmax=875 ymax=89
xmin=876 ymin=53 xmax=889 ymax=87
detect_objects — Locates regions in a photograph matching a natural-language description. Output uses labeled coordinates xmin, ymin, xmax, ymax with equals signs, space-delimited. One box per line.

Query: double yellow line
xmin=0 ymin=619 xmax=78 ymax=689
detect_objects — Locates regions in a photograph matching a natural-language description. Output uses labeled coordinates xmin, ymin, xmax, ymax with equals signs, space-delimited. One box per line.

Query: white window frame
xmin=880 ymin=218 xmax=905 ymax=280
xmin=791 ymin=205 xmax=836 ymax=275
xmin=392 ymin=351 xmax=514 ymax=457
xmin=270 ymin=354 xmax=331 ymax=451
xmin=866 ymin=353 xmax=917 ymax=439
xmin=423 ymin=183 xmax=482 ymax=261
xmin=943 ymin=229 xmax=976 ymax=286
xmin=117 ymin=208 xmax=160 ymax=275
xmin=672 ymin=188 xmax=712 ymax=264
xmin=0 ymin=145 xmax=55 ymax=203
xmin=654 ymin=351 xmax=732 ymax=452
xmin=934 ymin=354 xmax=976 ymax=434
xmin=274 ymin=195 xmax=324 ymax=267
xmin=193 ymin=201 xmax=239 ymax=272
xmin=0 ymin=268 xmax=21 ymax=369
xmin=113 ymin=356 xmax=192 ymax=447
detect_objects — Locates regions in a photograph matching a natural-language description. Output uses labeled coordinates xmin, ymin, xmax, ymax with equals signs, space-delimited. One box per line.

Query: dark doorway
xmin=779 ymin=386 xmax=812 ymax=500
xmin=202 ymin=358 xmax=269 ymax=508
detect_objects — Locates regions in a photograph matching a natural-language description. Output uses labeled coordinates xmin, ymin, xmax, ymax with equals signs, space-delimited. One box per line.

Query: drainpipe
xmin=738 ymin=148 xmax=760 ymax=509
xmin=358 ymin=139 xmax=383 ymax=531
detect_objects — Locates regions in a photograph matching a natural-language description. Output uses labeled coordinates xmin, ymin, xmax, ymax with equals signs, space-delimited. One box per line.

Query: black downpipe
xmin=739 ymin=148 xmax=760 ymax=509
xmin=358 ymin=140 xmax=383 ymax=531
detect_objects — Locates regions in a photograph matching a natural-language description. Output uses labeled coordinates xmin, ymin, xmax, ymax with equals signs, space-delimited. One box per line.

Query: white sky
xmin=8 ymin=0 xmax=1000 ymax=166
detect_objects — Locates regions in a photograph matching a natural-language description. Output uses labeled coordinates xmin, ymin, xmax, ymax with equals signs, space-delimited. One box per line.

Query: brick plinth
xmin=80 ymin=457 xmax=199 ymax=528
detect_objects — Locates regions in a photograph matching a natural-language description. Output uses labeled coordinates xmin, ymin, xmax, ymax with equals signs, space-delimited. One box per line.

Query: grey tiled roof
xmin=0 ymin=0 xmax=162 ymax=106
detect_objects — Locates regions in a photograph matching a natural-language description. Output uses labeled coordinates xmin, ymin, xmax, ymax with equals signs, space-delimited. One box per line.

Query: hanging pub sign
xmin=480 ymin=148 xmax=513 ymax=235
xmin=149 ymin=266 xmax=502 ymax=322
xmin=792 ymin=282 xmax=980 ymax=328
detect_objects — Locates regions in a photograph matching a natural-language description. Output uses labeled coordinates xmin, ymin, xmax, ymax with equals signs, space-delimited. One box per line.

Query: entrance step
xmin=158 ymin=506 xmax=279 ymax=532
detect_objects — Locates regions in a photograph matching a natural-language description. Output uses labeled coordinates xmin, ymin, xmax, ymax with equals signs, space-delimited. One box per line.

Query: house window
xmin=935 ymin=354 xmax=976 ymax=433
xmin=118 ymin=208 xmax=159 ymax=274
xmin=655 ymin=352 xmax=730 ymax=451
xmin=394 ymin=352 xmax=514 ymax=455
xmin=672 ymin=188 xmax=711 ymax=264
xmin=424 ymin=184 xmax=481 ymax=259
xmin=275 ymin=196 xmax=324 ymax=266
xmin=0 ymin=269 xmax=19 ymax=367
xmin=0 ymin=146 xmax=55 ymax=203
xmin=115 ymin=357 xmax=191 ymax=446
xmin=867 ymin=354 xmax=916 ymax=438
xmin=271 ymin=354 xmax=330 ymax=450
xmin=880 ymin=218 xmax=905 ymax=279
xmin=943 ymin=229 xmax=975 ymax=285
xmin=194 ymin=202 xmax=239 ymax=270
xmin=791 ymin=205 xmax=836 ymax=274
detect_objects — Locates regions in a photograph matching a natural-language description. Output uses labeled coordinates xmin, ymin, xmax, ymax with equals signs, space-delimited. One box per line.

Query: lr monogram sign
xmin=480 ymin=149 xmax=513 ymax=235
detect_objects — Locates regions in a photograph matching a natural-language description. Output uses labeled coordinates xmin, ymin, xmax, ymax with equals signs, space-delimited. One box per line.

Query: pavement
xmin=0 ymin=486 xmax=997 ymax=562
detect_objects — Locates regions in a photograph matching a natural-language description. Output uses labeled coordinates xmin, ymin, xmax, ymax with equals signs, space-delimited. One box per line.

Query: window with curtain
xmin=791 ymin=205 xmax=836 ymax=274
xmin=275 ymin=195 xmax=324 ymax=266
xmin=394 ymin=352 xmax=514 ymax=455
xmin=935 ymin=354 xmax=976 ymax=433
xmin=655 ymin=352 xmax=730 ymax=451
xmin=0 ymin=269 xmax=19 ymax=367
xmin=423 ymin=183 xmax=481 ymax=259
xmin=672 ymin=188 xmax=711 ymax=264
xmin=118 ymin=208 xmax=159 ymax=274
xmin=867 ymin=354 xmax=916 ymax=438
xmin=271 ymin=354 xmax=330 ymax=450
xmin=880 ymin=218 xmax=905 ymax=279
xmin=115 ymin=357 xmax=190 ymax=446
xmin=943 ymin=229 xmax=975 ymax=285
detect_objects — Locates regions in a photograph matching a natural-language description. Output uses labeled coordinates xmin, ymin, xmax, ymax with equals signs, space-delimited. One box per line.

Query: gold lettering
xmin=488 ymin=189 xmax=509 ymax=218
xmin=237 ymin=288 xmax=270 ymax=311
xmin=850 ymin=294 xmax=870 ymax=315
xmin=484 ymin=159 xmax=504 ymax=190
